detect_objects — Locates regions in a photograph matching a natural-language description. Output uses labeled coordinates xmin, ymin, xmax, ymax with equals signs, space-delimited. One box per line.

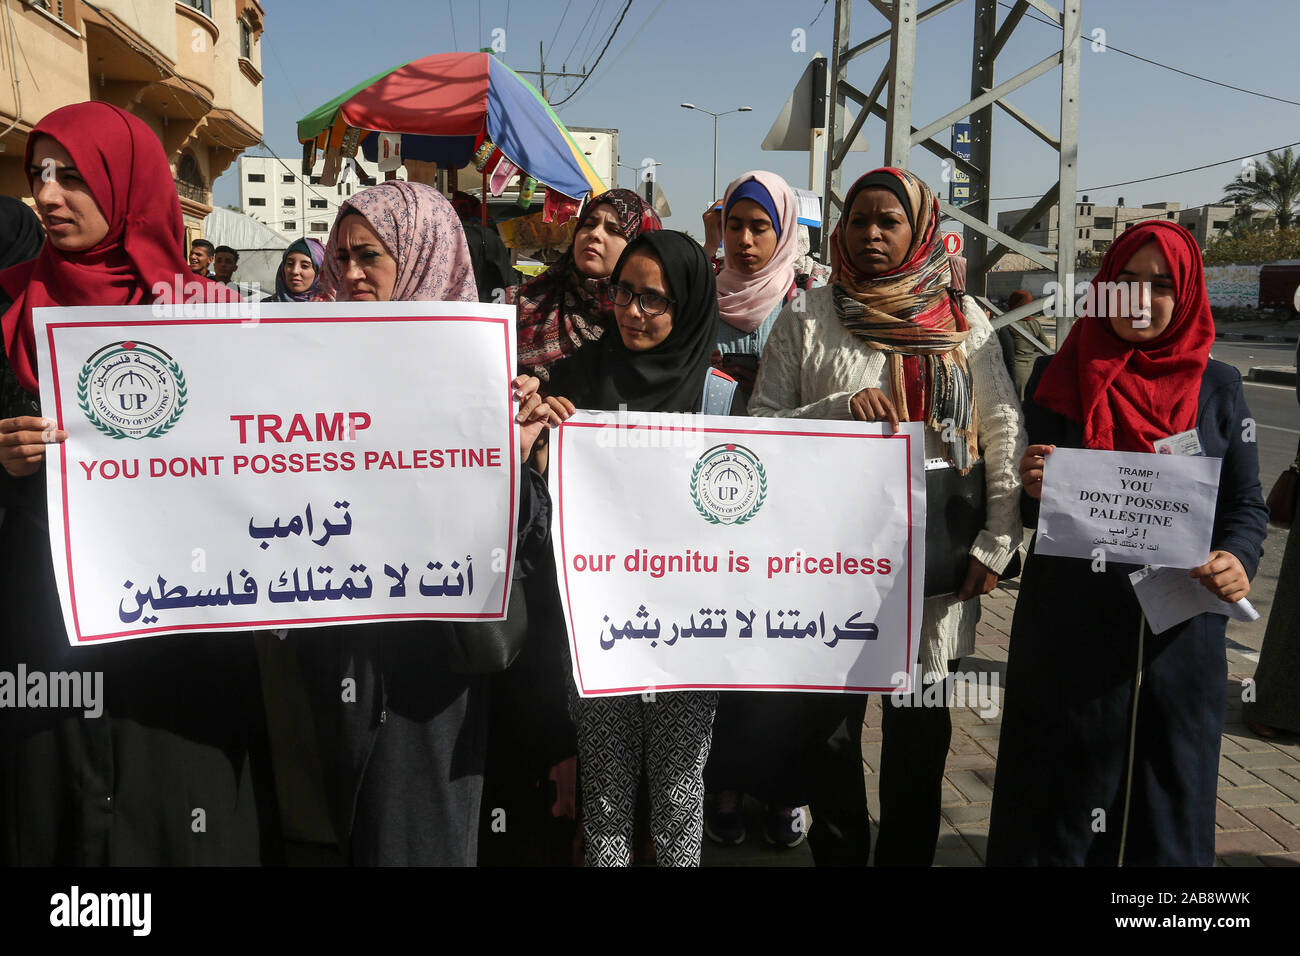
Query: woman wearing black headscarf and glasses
xmin=543 ymin=230 xmax=743 ymax=866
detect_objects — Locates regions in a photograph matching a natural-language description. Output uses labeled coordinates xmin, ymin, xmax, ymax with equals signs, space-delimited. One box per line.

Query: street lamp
xmin=680 ymin=103 xmax=752 ymax=201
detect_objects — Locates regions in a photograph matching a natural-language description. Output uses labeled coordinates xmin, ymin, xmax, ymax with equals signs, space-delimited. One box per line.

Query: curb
xmin=1217 ymin=331 xmax=1300 ymax=343
xmin=1249 ymin=366 xmax=1298 ymax=386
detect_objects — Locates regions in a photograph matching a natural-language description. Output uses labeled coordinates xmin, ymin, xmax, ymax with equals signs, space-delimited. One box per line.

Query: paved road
xmin=1204 ymin=342 xmax=1296 ymax=651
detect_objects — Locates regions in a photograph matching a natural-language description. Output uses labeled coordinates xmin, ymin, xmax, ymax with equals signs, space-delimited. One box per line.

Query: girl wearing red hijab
xmin=0 ymin=103 xmax=275 ymax=865
xmin=987 ymin=221 xmax=1269 ymax=865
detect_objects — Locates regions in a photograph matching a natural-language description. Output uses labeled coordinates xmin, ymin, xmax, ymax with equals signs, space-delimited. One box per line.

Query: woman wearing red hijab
xmin=987 ymin=221 xmax=1269 ymax=865
xmin=0 ymin=102 xmax=276 ymax=865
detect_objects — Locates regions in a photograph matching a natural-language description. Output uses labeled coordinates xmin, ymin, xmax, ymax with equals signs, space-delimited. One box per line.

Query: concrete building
xmin=237 ymin=154 xmax=390 ymax=239
xmin=994 ymin=197 xmax=1268 ymax=262
xmin=0 ymin=0 xmax=266 ymax=247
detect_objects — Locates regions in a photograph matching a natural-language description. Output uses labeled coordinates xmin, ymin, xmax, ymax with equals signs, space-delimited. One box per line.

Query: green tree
xmin=1221 ymin=148 xmax=1300 ymax=230
xmin=1203 ymin=227 xmax=1300 ymax=265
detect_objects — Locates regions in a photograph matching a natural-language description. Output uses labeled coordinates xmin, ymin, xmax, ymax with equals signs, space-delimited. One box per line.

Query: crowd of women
xmin=0 ymin=100 xmax=1288 ymax=868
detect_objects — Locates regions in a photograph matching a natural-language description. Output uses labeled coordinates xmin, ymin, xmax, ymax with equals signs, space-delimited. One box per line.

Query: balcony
xmin=175 ymin=178 xmax=209 ymax=205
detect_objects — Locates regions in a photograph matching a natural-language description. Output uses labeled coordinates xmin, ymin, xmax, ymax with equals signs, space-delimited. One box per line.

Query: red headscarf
xmin=1033 ymin=220 xmax=1214 ymax=452
xmin=0 ymin=101 xmax=238 ymax=394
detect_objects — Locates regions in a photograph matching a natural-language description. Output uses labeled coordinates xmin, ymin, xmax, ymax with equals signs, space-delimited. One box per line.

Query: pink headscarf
xmin=715 ymin=170 xmax=799 ymax=333
xmin=321 ymin=181 xmax=477 ymax=302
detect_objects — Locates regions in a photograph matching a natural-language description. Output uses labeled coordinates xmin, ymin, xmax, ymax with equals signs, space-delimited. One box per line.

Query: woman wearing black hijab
xmin=544 ymin=230 xmax=740 ymax=866
xmin=0 ymin=197 xmax=43 ymax=272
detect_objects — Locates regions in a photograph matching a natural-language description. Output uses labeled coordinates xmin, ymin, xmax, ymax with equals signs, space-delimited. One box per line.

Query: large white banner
xmin=1036 ymin=447 xmax=1221 ymax=568
xmin=551 ymin=412 xmax=926 ymax=696
xmin=33 ymin=302 xmax=519 ymax=645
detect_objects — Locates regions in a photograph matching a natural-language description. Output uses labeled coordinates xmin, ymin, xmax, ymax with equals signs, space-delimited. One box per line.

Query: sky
xmin=219 ymin=0 xmax=1300 ymax=235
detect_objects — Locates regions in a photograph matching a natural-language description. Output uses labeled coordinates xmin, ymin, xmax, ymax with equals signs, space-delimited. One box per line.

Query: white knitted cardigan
xmin=749 ymin=284 xmax=1027 ymax=683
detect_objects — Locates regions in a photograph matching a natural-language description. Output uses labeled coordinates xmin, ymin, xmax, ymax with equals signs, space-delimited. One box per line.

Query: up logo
xmin=689 ymin=443 xmax=767 ymax=525
xmin=78 ymin=341 xmax=187 ymax=440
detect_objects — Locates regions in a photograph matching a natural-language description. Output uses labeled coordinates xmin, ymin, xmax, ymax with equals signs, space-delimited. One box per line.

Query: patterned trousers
xmin=571 ymin=689 xmax=718 ymax=867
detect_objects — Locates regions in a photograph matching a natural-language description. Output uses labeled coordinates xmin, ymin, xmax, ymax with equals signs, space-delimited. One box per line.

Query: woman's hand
xmin=1190 ymin=550 xmax=1250 ymax=602
xmin=702 ymin=200 xmax=723 ymax=254
xmin=849 ymin=387 xmax=901 ymax=433
xmin=547 ymin=756 xmax=578 ymax=820
xmin=544 ymin=395 xmax=577 ymax=423
xmin=513 ymin=375 xmax=554 ymax=463
xmin=0 ymin=416 xmax=67 ymax=478
xmin=956 ymin=556 xmax=999 ymax=601
xmin=1018 ymin=443 xmax=1056 ymax=499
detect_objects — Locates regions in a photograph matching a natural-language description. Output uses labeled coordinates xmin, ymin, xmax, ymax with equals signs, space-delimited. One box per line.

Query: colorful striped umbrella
xmin=297 ymin=52 xmax=606 ymax=201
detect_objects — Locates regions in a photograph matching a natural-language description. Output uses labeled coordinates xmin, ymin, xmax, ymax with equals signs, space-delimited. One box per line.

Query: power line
xmin=990 ymin=139 xmax=1300 ymax=203
xmin=448 ymin=0 xmax=459 ymax=50
xmin=576 ymin=0 xmax=621 ymax=70
xmin=562 ymin=0 xmax=605 ymax=69
xmin=997 ymin=1 xmax=1300 ymax=108
xmin=809 ymin=0 xmax=829 ymax=28
xmin=550 ymin=0 xmax=633 ymax=107
xmin=548 ymin=0 xmax=574 ymax=55
xmin=559 ymin=0 xmax=665 ymax=110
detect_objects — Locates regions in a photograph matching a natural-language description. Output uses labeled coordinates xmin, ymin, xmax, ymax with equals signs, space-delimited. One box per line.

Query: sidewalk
xmin=1215 ymin=316 xmax=1299 ymax=344
xmin=703 ymin=582 xmax=1300 ymax=867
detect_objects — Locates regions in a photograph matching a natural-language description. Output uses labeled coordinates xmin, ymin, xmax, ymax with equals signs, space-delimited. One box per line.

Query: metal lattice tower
xmin=822 ymin=0 xmax=1082 ymax=343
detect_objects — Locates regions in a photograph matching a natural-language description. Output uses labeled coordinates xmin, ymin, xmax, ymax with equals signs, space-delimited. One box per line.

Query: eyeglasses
xmin=612 ymin=284 xmax=674 ymax=316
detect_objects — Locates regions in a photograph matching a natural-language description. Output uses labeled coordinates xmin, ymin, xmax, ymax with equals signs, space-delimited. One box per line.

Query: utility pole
xmin=820 ymin=0 xmax=1082 ymax=344
xmin=516 ymin=42 xmax=589 ymax=101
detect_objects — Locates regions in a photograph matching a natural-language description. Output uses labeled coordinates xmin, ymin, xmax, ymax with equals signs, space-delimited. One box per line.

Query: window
xmin=29 ymin=0 xmax=70 ymax=20
xmin=282 ymin=174 xmax=295 ymax=183
xmin=346 ymin=184 xmax=352 ymax=195
xmin=309 ymin=176 xmax=322 ymax=184
xmin=337 ymin=184 xmax=343 ymax=196
xmin=1034 ymin=221 xmax=1041 ymax=230
xmin=310 ymin=222 xmax=329 ymax=232
xmin=239 ymin=20 xmax=251 ymax=59
xmin=184 ymin=0 xmax=211 ymax=15
xmin=248 ymin=197 xmax=266 ymax=207
xmin=310 ymin=199 xmax=327 ymax=209
xmin=283 ymin=221 xmax=296 ymax=231
xmin=247 ymin=173 xmax=265 ymax=183
xmin=1094 ymin=216 xmax=1113 ymax=229
xmin=283 ymin=197 xmax=296 ymax=207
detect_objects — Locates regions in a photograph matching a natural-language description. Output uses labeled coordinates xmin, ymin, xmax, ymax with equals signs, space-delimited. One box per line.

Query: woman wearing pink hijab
xmin=703 ymin=171 xmax=811 ymax=849
xmin=707 ymin=171 xmax=802 ymax=399
xmin=297 ymin=181 xmax=554 ymax=866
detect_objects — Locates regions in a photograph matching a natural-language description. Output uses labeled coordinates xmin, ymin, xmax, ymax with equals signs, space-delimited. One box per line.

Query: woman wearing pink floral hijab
xmin=299 ymin=179 xmax=554 ymax=866
xmin=320 ymin=180 xmax=478 ymax=303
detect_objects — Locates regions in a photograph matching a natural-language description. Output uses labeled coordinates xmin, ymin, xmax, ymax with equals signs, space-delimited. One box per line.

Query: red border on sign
xmin=45 ymin=314 xmax=517 ymax=643
xmin=555 ymin=419 xmax=916 ymax=695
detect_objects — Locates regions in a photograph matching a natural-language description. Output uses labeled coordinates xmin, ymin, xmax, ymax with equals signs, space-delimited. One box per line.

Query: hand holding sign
xmin=0 ymin=415 xmax=68 ymax=478
xmin=1189 ymin=550 xmax=1249 ymax=602
xmin=1019 ymin=443 xmax=1055 ymax=500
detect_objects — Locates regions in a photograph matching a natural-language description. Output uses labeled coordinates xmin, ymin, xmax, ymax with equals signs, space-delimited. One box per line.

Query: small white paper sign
xmin=1037 ymin=448 xmax=1221 ymax=568
xmin=1129 ymin=565 xmax=1260 ymax=635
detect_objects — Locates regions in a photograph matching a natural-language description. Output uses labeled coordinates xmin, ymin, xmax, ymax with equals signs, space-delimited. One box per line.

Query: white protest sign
xmin=1036 ymin=447 xmax=1221 ymax=568
xmin=551 ymin=413 xmax=925 ymax=696
xmin=1128 ymin=565 xmax=1259 ymax=635
xmin=34 ymin=302 xmax=518 ymax=645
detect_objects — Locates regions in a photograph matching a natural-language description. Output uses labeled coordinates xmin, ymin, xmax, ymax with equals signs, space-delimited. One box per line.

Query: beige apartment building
xmin=995 ymin=196 xmax=1268 ymax=263
xmin=0 ymin=0 xmax=265 ymax=248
